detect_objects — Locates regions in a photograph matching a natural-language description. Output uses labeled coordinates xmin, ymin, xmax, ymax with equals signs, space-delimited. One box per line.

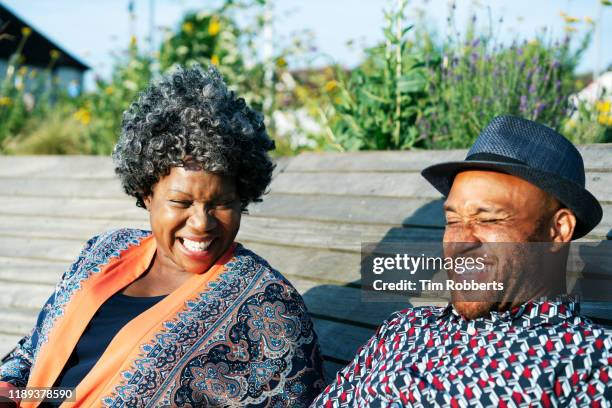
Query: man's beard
xmin=449 ymin=242 xmax=561 ymax=320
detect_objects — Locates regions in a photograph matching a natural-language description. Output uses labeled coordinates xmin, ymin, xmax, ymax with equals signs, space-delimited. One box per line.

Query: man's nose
xmin=188 ymin=204 xmax=217 ymax=232
xmin=444 ymin=222 xmax=481 ymax=243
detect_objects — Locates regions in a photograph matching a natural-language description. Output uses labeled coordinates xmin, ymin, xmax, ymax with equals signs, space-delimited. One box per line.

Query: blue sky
xmin=3 ymin=0 xmax=611 ymax=88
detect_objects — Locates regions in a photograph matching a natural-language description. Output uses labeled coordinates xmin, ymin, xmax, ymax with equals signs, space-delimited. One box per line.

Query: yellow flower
xmin=584 ymin=16 xmax=594 ymax=24
xmin=275 ymin=57 xmax=287 ymax=68
xmin=182 ymin=22 xmax=194 ymax=34
xmin=211 ymin=55 xmax=220 ymax=65
xmin=564 ymin=26 xmax=577 ymax=33
xmin=607 ymin=116 xmax=612 ymax=126
xmin=21 ymin=27 xmax=32 ymax=37
xmin=324 ymin=80 xmax=338 ymax=93
xmin=104 ymin=86 xmax=114 ymax=95
xmin=18 ymin=66 xmax=27 ymax=76
xmin=0 ymin=96 xmax=12 ymax=106
xmin=208 ymin=16 xmax=221 ymax=36
xmin=130 ymin=35 xmax=137 ymax=47
xmin=596 ymin=100 xmax=611 ymax=113
xmin=73 ymin=108 xmax=91 ymax=125
xmin=566 ymin=119 xmax=577 ymax=129
xmin=563 ymin=15 xmax=580 ymax=24
xmin=50 ymin=49 xmax=60 ymax=59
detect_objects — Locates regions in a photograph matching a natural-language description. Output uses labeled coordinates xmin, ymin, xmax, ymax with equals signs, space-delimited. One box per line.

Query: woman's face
xmin=144 ymin=166 xmax=241 ymax=275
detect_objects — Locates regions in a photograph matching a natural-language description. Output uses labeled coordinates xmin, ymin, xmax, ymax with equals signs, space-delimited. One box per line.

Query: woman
xmin=0 ymin=66 xmax=325 ymax=407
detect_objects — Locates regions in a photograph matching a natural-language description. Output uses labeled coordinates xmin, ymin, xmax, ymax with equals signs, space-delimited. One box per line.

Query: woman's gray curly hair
xmin=112 ymin=65 xmax=275 ymax=211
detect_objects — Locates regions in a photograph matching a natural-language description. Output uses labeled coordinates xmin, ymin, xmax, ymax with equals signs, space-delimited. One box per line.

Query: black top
xmin=44 ymin=292 xmax=165 ymax=406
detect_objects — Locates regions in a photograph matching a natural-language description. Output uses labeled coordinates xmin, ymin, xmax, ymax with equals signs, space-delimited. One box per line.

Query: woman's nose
xmin=187 ymin=204 xmax=217 ymax=232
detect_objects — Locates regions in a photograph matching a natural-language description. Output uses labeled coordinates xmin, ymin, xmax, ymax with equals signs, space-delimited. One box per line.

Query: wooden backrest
xmin=246 ymin=145 xmax=612 ymax=378
xmin=0 ymin=145 xmax=609 ymax=380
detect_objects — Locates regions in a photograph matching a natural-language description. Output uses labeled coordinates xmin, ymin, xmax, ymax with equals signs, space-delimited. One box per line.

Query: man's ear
xmin=550 ymin=208 xmax=576 ymax=243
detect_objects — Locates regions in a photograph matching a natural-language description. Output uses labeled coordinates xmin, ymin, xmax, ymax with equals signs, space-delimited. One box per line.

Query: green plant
xmin=74 ymin=37 xmax=154 ymax=154
xmin=320 ymin=0 xmax=428 ymax=151
xmin=0 ymin=27 xmax=59 ymax=149
xmin=4 ymin=112 xmax=92 ymax=154
xmin=417 ymin=7 xmax=593 ymax=148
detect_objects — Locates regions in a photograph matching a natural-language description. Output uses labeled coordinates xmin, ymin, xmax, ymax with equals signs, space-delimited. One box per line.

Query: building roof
xmin=0 ymin=2 xmax=89 ymax=71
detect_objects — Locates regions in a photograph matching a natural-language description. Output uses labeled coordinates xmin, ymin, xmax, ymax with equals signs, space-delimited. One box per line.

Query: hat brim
xmin=421 ymin=160 xmax=603 ymax=239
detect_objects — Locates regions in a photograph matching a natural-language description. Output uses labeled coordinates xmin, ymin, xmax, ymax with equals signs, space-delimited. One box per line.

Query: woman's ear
xmin=143 ymin=195 xmax=152 ymax=211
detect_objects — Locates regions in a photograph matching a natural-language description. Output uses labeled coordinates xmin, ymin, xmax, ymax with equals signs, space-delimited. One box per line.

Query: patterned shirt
xmin=311 ymin=298 xmax=612 ymax=407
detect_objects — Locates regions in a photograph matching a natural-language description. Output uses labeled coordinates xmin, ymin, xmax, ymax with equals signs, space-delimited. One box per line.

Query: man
xmin=311 ymin=116 xmax=612 ymax=407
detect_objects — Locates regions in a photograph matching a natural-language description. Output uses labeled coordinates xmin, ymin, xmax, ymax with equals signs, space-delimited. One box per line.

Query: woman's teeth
xmin=183 ymin=238 xmax=212 ymax=252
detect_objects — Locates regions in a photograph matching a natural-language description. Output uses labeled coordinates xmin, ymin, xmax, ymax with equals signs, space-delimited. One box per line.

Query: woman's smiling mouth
xmin=179 ymin=237 xmax=215 ymax=257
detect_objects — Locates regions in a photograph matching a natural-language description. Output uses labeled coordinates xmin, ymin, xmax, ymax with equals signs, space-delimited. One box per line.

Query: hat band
xmin=466 ymin=152 xmax=527 ymax=165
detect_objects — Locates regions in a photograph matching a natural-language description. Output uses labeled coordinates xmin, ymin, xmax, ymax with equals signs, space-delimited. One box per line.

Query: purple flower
xmin=555 ymin=80 xmax=562 ymax=90
xmin=471 ymin=52 xmax=479 ymax=65
xmin=529 ymin=84 xmax=537 ymax=94
xmin=471 ymin=38 xmax=480 ymax=47
xmin=517 ymin=47 xmax=524 ymax=56
xmin=551 ymin=60 xmax=561 ymax=69
xmin=520 ymin=95 xmax=528 ymax=112
xmin=534 ymin=102 xmax=546 ymax=117
xmin=471 ymin=14 xmax=477 ymax=23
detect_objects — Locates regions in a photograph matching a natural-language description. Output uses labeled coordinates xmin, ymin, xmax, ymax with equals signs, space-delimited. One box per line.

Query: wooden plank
xmin=0 ymin=307 xmax=38 ymax=336
xmin=250 ymin=194 xmax=446 ymax=227
xmin=3 ymin=170 xmax=609 ymax=202
xmin=0 ymin=282 xmax=53 ymax=311
xmin=0 ymin=196 xmax=145 ymax=220
xmin=241 ymin=218 xmax=443 ymax=252
xmin=270 ymin=172 xmax=612 ymax=203
xmin=0 ymin=215 xmax=148 ymax=243
xmin=289 ymin=276 xmax=445 ymax=328
xmin=0 ymin=334 xmax=23 ymax=359
xmin=0 ymin=236 xmax=88 ymax=263
xmin=251 ymin=195 xmax=612 ymax=239
xmin=0 ymin=147 xmax=607 ymax=179
xmin=322 ymin=360 xmax=346 ymax=383
xmin=245 ymin=242 xmax=362 ymax=283
xmin=0 ymin=215 xmax=443 ymax=254
xmin=0 ymin=156 xmax=115 ymax=178
xmin=0 ymin=177 xmax=125 ymax=198
xmin=285 ymin=145 xmax=612 ymax=173
xmin=313 ymin=318 xmax=374 ymax=363
xmin=0 ymin=257 xmax=66 ymax=285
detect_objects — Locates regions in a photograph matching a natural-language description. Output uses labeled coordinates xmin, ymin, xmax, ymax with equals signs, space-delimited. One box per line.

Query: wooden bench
xmin=0 ymin=145 xmax=610 ymax=380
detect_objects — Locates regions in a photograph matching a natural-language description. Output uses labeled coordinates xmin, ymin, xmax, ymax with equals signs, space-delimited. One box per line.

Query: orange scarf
xmin=22 ymin=235 xmax=235 ymax=407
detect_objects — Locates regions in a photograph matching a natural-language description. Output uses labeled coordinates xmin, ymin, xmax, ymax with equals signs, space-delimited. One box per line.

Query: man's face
xmin=443 ymin=170 xmax=559 ymax=319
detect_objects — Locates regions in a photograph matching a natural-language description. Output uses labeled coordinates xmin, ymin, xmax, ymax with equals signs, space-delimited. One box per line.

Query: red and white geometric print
xmin=311 ymin=297 xmax=612 ymax=407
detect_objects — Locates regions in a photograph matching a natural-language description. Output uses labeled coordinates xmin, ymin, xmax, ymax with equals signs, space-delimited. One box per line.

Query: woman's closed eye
xmin=170 ymin=199 xmax=192 ymax=208
xmin=211 ymin=199 xmax=239 ymax=209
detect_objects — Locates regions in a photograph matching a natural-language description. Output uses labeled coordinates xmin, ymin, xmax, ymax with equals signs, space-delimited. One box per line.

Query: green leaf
xmin=397 ymin=70 xmax=427 ymax=93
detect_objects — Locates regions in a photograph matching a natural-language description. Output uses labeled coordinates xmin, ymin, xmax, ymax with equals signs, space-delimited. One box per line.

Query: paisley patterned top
xmin=310 ymin=297 xmax=612 ymax=407
xmin=0 ymin=228 xmax=325 ymax=407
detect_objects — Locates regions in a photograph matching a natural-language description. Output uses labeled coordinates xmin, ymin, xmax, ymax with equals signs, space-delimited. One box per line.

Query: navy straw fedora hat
xmin=421 ymin=115 xmax=602 ymax=239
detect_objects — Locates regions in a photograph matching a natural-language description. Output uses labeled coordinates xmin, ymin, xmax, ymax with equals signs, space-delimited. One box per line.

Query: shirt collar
xmin=435 ymin=295 xmax=580 ymax=329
